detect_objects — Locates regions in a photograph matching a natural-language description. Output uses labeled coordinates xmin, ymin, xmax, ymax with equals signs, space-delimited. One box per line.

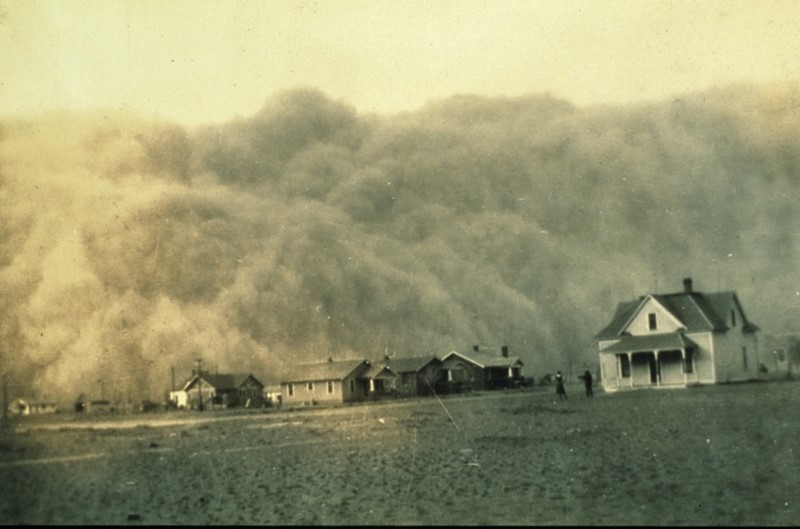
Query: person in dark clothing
xmin=579 ymin=369 xmax=594 ymax=398
xmin=555 ymin=371 xmax=567 ymax=401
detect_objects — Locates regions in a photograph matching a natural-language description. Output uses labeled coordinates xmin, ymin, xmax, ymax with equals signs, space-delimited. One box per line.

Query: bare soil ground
xmin=1 ymin=380 xmax=798 ymax=525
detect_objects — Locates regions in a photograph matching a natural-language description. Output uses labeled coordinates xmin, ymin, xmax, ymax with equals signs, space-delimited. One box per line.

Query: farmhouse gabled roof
xmin=280 ymin=359 xmax=370 ymax=384
xmin=439 ymin=350 xmax=522 ymax=368
xmin=595 ymin=289 xmax=758 ymax=340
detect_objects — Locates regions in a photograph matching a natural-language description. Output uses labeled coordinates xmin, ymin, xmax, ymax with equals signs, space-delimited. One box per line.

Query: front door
xmin=648 ymin=355 xmax=658 ymax=384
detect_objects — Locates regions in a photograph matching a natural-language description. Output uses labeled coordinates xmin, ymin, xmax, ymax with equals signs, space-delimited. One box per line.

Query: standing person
xmin=555 ymin=371 xmax=567 ymax=401
xmin=580 ymin=369 xmax=594 ymax=398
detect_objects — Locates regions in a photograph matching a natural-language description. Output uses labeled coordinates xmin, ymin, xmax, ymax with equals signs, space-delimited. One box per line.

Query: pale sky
xmin=2 ymin=0 xmax=799 ymax=125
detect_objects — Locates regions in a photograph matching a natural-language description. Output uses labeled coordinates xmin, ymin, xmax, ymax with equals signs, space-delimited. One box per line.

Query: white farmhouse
xmin=595 ymin=278 xmax=759 ymax=392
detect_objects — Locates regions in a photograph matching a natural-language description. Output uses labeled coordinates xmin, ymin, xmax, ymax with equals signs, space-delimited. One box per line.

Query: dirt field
xmin=1 ymin=380 xmax=798 ymax=525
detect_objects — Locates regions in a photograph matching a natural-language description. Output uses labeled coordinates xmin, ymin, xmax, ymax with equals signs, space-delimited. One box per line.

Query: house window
xmin=349 ymin=379 xmax=355 ymax=392
xmin=683 ymin=349 xmax=694 ymax=374
xmin=327 ymin=380 xmax=334 ymax=394
xmin=307 ymin=382 xmax=314 ymax=392
xmin=619 ymin=355 xmax=631 ymax=378
xmin=288 ymin=383 xmax=294 ymax=397
xmin=648 ymin=313 xmax=657 ymax=331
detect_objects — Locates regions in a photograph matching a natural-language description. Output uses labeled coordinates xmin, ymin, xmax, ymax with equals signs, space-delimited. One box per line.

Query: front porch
xmin=600 ymin=333 xmax=699 ymax=390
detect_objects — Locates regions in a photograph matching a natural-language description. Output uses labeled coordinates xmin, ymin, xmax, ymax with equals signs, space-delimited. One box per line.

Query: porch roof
xmin=600 ymin=333 xmax=697 ymax=354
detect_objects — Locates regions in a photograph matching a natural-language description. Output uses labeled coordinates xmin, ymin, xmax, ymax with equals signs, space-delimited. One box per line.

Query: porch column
xmin=628 ymin=352 xmax=633 ymax=388
xmin=681 ymin=348 xmax=687 ymax=385
xmin=654 ymin=350 xmax=661 ymax=387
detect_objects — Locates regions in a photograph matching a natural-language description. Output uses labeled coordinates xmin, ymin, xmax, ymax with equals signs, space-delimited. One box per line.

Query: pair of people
xmin=555 ymin=369 xmax=594 ymax=400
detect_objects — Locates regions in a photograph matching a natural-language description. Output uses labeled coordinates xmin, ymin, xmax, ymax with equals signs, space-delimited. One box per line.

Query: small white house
xmin=7 ymin=399 xmax=58 ymax=416
xmin=280 ymin=358 xmax=371 ymax=406
xmin=169 ymin=390 xmax=188 ymax=409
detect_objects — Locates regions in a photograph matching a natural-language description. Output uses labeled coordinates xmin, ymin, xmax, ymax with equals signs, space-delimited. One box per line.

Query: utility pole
xmin=196 ymin=358 xmax=204 ymax=412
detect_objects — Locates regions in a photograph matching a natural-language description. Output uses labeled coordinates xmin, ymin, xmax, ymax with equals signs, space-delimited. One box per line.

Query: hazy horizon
xmin=3 ymin=82 xmax=800 ymax=403
xmin=2 ymin=1 xmax=800 ymax=403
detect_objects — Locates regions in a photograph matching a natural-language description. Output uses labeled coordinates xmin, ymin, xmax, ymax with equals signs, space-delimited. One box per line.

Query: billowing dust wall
xmin=1 ymin=85 xmax=799 ymax=401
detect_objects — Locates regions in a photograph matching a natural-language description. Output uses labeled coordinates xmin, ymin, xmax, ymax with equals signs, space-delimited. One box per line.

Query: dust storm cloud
xmin=1 ymin=84 xmax=799 ymax=402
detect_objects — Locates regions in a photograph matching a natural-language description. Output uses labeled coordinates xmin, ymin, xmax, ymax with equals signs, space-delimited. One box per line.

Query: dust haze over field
xmin=2 ymin=83 xmax=799 ymax=402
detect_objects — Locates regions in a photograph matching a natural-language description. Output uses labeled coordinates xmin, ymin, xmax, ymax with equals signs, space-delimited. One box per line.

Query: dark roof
xmin=363 ymin=364 xmax=399 ymax=379
xmin=595 ymin=289 xmax=758 ymax=339
xmin=594 ymin=300 xmax=640 ymax=340
xmin=654 ymin=294 xmax=722 ymax=331
xmin=183 ymin=373 xmax=264 ymax=392
xmin=280 ymin=359 xmax=370 ymax=384
xmin=383 ymin=355 xmax=441 ymax=373
xmin=600 ymin=333 xmax=699 ymax=354
xmin=439 ymin=350 xmax=523 ymax=368
xmin=704 ymin=292 xmax=759 ymax=332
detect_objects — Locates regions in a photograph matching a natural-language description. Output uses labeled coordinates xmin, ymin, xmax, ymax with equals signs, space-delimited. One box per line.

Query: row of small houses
xmin=169 ymin=346 xmax=527 ymax=410
xmin=170 ymin=276 xmax=789 ymax=410
xmin=9 ymin=277 xmax=790 ymax=416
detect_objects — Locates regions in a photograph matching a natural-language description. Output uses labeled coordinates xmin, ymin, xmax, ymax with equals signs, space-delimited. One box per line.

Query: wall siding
xmin=281 ymin=380 xmax=346 ymax=406
xmin=712 ymin=329 xmax=759 ymax=383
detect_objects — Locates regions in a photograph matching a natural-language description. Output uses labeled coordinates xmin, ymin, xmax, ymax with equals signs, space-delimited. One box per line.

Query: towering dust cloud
xmin=1 ymin=84 xmax=799 ymax=402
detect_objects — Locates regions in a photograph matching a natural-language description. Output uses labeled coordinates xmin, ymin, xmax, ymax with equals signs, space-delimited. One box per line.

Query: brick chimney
xmin=473 ymin=345 xmax=480 ymax=352
xmin=501 ymin=345 xmax=509 ymax=358
xmin=683 ymin=277 xmax=693 ymax=293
